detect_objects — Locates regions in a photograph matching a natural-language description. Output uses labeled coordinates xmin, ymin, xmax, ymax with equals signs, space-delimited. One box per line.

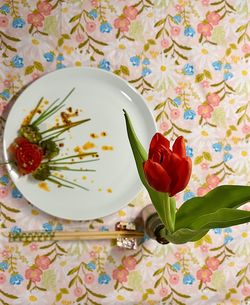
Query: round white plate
xmin=3 ymin=67 xmax=156 ymax=220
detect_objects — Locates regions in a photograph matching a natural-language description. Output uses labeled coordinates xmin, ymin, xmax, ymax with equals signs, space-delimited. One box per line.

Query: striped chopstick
xmin=8 ymin=230 xmax=144 ymax=242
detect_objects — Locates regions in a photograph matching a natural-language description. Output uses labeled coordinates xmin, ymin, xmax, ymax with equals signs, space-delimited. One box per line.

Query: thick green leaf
xmin=165 ymin=227 xmax=208 ymax=244
xmin=175 ymin=185 xmax=250 ymax=230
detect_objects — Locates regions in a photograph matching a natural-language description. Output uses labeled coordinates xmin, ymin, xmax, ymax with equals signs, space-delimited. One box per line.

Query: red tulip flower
xmin=143 ymin=133 xmax=192 ymax=196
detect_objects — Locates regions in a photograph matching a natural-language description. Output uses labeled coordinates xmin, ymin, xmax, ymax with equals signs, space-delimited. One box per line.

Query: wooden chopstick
xmin=8 ymin=230 xmax=144 ymax=242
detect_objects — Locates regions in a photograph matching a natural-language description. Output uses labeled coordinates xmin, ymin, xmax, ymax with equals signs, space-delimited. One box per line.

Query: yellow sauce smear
xmin=102 ymin=145 xmax=113 ymax=151
xmin=106 ymin=188 xmax=112 ymax=193
xmin=90 ymin=133 xmax=99 ymax=139
xmin=82 ymin=176 xmax=87 ymax=180
xmin=101 ymin=131 xmax=107 ymax=137
xmin=98 ymin=188 xmax=102 ymax=192
xmin=82 ymin=142 xmax=96 ymax=150
xmin=38 ymin=182 xmax=50 ymax=192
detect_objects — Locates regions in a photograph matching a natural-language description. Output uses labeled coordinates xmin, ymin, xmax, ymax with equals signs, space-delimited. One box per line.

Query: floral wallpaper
xmin=0 ymin=0 xmax=250 ymax=304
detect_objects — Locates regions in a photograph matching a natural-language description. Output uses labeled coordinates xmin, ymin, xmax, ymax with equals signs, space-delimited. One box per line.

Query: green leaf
xmin=62 ymin=34 xmax=70 ymax=39
xmin=58 ymin=37 xmax=64 ymax=47
xmin=154 ymin=19 xmax=165 ymax=27
xmin=194 ymin=155 xmax=203 ymax=165
xmin=153 ymin=268 xmax=164 ymax=276
xmin=69 ymin=14 xmax=81 ymax=23
xmin=173 ymin=40 xmax=192 ymax=50
xmin=154 ymin=102 xmax=166 ymax=111
xmin=0 ymin=202 xmax=20 ymax=213
xmin=195 ymin=73 xmax=204 ymax=83
xmin=146 ymin=288 xmax=154 ymax=294
xmin=148 ymin=39 xmax=156 ymax=45
xmin=120 ymin=65 xmax=129 ymax=76
xmin=0 ymin=289 xmax=18 ymax=299
xmin=89 ymin=36 xmax=108 ymax=46
xmin=156 ymin=28 xmax=164 ymax=39
xmin=204 ymin=69 xmax=212 ymax=79
xmin=171 ymin=288 xmax=190 ymax=298
xmin=203 ymin=151 xmax=212 ymax=161
xmin=176 ymin=185 xmax=250 ymax=230
xmin=34 ymin=61 xmax=44 ymax=72
xmin=68 ymin=276 xmax=77 ymax=288
xmin=0 ymin=31 xmax=20 ymax=41
xmin=25 ymin=65 xmax=34 ymax=75
xmin=236 ymin=267 xmax=247 ymax=277
xmin=76 ymin=292 xmax=87 ymax=302
xmin=56 ymin=293 xmax=62 ymax=302
xmin=154 ymin=277 xmax=162 ymax=288
xmin=60 ymin=288 xmax=69 ymax=294
xmin=86 ymin=288 xmax=106 ymax=298
xmin=144 ymin=43 xmax=150 ymax=51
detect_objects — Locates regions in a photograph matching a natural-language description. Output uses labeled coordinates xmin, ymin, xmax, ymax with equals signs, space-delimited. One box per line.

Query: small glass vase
xmin=142 ymin=204 xmax=169 ymax=245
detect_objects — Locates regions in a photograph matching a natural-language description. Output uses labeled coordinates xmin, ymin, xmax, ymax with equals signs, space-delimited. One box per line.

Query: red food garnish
xmin=9 ymin=137 xmax=43 ymax=175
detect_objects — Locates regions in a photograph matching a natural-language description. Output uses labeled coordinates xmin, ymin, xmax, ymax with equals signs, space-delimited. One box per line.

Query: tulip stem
xmin=163 ymin=195 xmax=175 ymax=233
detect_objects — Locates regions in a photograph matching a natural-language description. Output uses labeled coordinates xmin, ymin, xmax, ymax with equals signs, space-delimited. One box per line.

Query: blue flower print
xmin=0 ymin=262 xmax=9 ymax=271
xmin=55 ymin=224 xmax=63 ymax=231
xmin=224 ymin=235 xmax=233 ymax=244
xmin=183 ymin=274 xmax=195 ymax=285
xmin=141 ymin=67 xmax=152 ymax=77
xmin=11 ymin=55 xmax=24 ymax=68
xmin=130 ymin=56 xmax=140 ymax=67
xmin=183 ymin=64 xmax=194 ymax=76
xmin=56 ymin=63 xmax=66 ymax=69
xmin=172 ymin=263 xmax=181 ymax=271
xmin=224 ymin=144 xmax=232 ymax=151
xmin=224 ymin=72 xmax=233 ymax=81
xmin=173 ymin=97 xmax=181 ymax=106
xmin=98 ymin=273 xmax=111 ymax=285
xmin=184 ymin=109 xmax=196 ymax=120
xmin=88 ymin=9 xmax=98 ymax=19
xmin=0 ymin=90 xmax=10 ymax=100
xmin=44 ymin=52 xmax=54 ymax=62
xmin=43 ymin=223 xmax=53 ymax=232
xmin=0 ymin=175 xmax=9 ymax=185
xmin=87 ymin=262 xmax=96 ymax=271
xmin=212 ymin=143 xmax=222 ymax=152
xmin=100 ymin=22 xmax=112 ymax=33
xmin=12 ymin=18 xmax=26 ymax=28
xmin=100 ymin=226 xmax=109 ymax=232
xmin=224 ymin=227 xmax=232 ymax=233
xmin=184 ymin=26 xmax=195 ymax=37
xmin=99 ymin=59 xmax=110 ymax=71
xmin=186 ymin=146 xmax=193 ymax=158
xmin=12 ymin=188 xmax=23 ymax=199
xmin=183 ymin=191 xmax=195 ymax=201
xmin=0 ymin=4 xmax=10 ymax=14
xmin=10 ymin=274 xmax=24 ymax=285
xmin=173 ymin=15 xmax=182 ymax=24
xmin=224 ymin=63 xmax=232 ymax=70
xmin=213 ymin=228 xmax=222 ymax=234
xmin=212 ymin=61 xmax=222 ymax=71
xmin=142 ymin=58 xmax=150 ymax=65
xmin=11 ymin=226 xmax=21 ymax=233
xmin=223 ymin=153 xmax=233 ymax=162
xmin=57 ymin=54 xmax=64 ymax=61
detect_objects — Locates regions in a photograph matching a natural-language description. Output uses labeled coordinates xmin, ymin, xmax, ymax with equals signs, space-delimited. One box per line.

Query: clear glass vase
xmin=142 ymin=204 xmax=169 ymax=244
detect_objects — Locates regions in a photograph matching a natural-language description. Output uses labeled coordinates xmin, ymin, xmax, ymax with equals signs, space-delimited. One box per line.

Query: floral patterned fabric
xmin=0 ymin=0 xmax=250 ymax=304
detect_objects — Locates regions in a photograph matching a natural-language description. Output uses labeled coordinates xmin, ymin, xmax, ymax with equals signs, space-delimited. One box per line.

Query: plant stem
xmin=45 ymin=159 xmax=99 ymax=165
xmin=48 ymin=152 xmax=96 ymax=162
xmin=40 ymin=119 xmax=90 ymax=135
xmin=47 ymin=177 xmax=73 ymax=189
xmin=50 ymin=175 xmax=89 ymax=190
xmin=27 ymin=97 xmax=43 ymax=125
xmin=49 ymin=166 xmax=95 ymax=172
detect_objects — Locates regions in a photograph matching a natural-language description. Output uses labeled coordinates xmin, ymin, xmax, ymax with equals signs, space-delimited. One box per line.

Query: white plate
xmin=3 ymin=67 xmax=156 ymax=220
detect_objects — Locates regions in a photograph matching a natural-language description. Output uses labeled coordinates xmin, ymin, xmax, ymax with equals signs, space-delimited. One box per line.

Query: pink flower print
xmin=242 ymin=286 xmax=250 ymax=296
xmin=123 ymin=6 xmax=138 ymax=20
xmin=91 ymin=0 xmax=98 ymax=7
xmin=201 ymin=162 xmax=209 ymax=170
xmin=0 ymin=273 xmax=6 ymax=284
xmin=242 ymin=43 xmax=250 ymax=54
xmin=197 ymin=23 xmax=213 ymax=38
xmin=1 ymin=250 xmax=10 ymax=258
xmin=112 ymin=268 xmax=129 ymax=283
xmin=169 ymin=274 xmax=179 ymax=285
xmin=32 ymin=73 xmax=40 ymax=80
xmin=196 ymin=268 xmax=212 ymax=283
xmin=242 ymin=124 xmax=250 ymax=134
xmin=75 ymin=33 xmax=85 ymax=43
xmin=206 ymin=257 xmax=220 ymax=271
xmin=206 ymin=175 xmax=220 ymax=189
xmin=3 ymin=80 xmax=11 ymax=88
xmin=0 ymin=187 xmax=8 ymax=198
xmin=0 ymin=16 xmax=9 ymax=28
xmin=202 ymin=0 xmax=210 ymax=5
xmin=201 ymin=80 xmax=209 ymax=88
xmin=197 ymin=186 xmax=210 ymax=196
xmin=27 ymin=12 xmax=44 ymax=27
xmin=0 ymin=101 xmax=7 ymax=115
xmin=174 ymin=252 xmax=182 ymax=259
xmin=25 ymin=267 xmax=43 ymax=283
xmin=37 ymin=1 xmax=52 ymax=16
xmin=74 ymin=287 xmax=83 ymax=297
xmin=85 ymin=273 xmax=95 ymax=284
xmin=175 ymin=5 xmax=183 ymax=12
xmin=170 ymin=109 xmax=181 ymax=119
xmin=89 ymin=251 xmax=97 ymax=258
xmin=160 ymin=287 xmax=168 ymax=297
xmin=171 ymin=26 xmax=181 ymax=36
xmin=114 ymin=16 xmax=130 ymax=32
xmin=207 ymin=93 xmax=220 ymax=106
xmin=29 ymin=243 xmax=38 ymax=251
xmin=161 ymin=39 xmax=170 ymax=49
xmin=200 ymin=245 xmax=208 ymax=253
xmin=160 ymin=122 xmax=169 ymax=132
xmin=86 ymin=21 xmax=96 ymax=33
xmin=197 ymin=104 xmax=213 ymax=119
xmin=175 ymin=87 xmax=182 ymax=94
xmin=122 ymin=256 xmax=137 ymax=271
xmin=35 ymin=255 xmax=50 ymax=270
xmin=207 ymin=11 xmax=220 ymax=26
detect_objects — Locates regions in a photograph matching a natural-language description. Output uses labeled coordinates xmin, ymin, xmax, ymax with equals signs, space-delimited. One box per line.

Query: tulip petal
xmin=172 ymin=136 xmax=186 ymax=157
xmin=149 ymin=133 xmax=170 ymax=159
xmin=170 ymin=155 xmax=192 ymax=196
xmin=143 ymin=159 xmax=171 ymax=193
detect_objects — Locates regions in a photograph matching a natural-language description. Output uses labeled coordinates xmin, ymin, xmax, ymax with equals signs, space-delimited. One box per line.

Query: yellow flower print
xmin=63 ymin=45 xmax=74 ymax=55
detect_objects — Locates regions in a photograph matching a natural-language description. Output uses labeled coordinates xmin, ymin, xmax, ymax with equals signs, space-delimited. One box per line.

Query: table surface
xmin=0 ymin=1 xmax=250 ymax=304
